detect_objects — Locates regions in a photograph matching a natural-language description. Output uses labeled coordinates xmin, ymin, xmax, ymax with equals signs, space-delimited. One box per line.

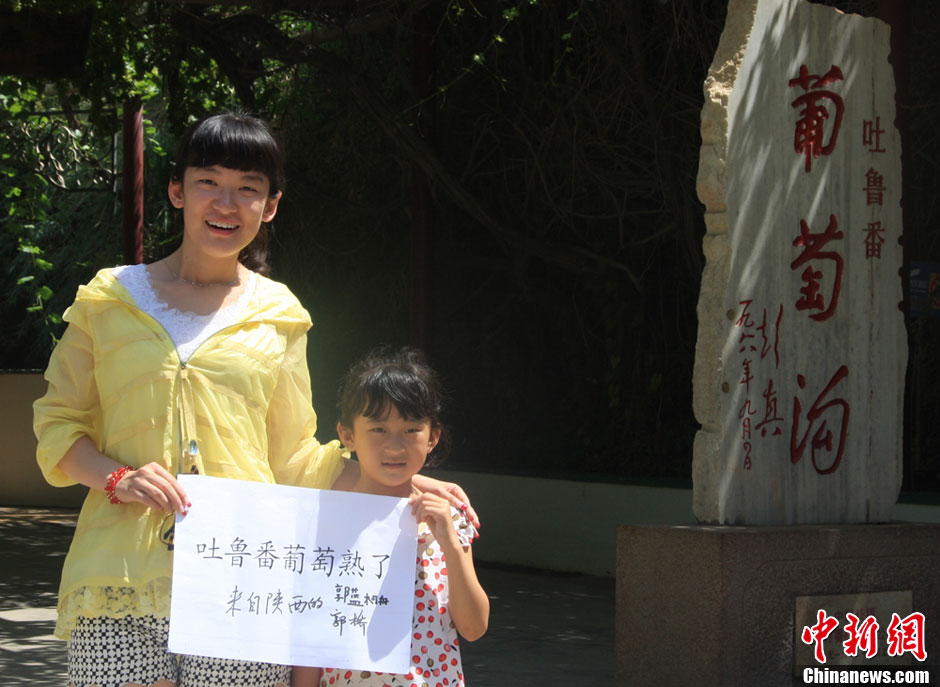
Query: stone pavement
xmin=0 ymin=507 xmax=614 ymax=685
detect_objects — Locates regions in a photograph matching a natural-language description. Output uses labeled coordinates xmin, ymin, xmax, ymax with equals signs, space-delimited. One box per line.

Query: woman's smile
xmin=168 ymin=164 xmax=280 ymax=266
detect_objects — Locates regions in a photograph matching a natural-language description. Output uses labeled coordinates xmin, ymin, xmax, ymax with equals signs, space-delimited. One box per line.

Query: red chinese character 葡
xmin=886 ymin=612 xmax=927 ymax=662
xmin=790 ymin=65 xmax=845 ymax=173
xmin=802 ymin=609 xmax=841 ymax=664
xmin=843 ymin=613 xmax=879 ymax=659
xmin=791 ymin=215 xmax=844 ymax=321
xmin=790 ymin=366 xmax=850 ymax=475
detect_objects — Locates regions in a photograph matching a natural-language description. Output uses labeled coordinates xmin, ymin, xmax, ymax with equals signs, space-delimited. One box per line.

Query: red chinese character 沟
xmin=790 ymin=366 xmax=850 ymax=475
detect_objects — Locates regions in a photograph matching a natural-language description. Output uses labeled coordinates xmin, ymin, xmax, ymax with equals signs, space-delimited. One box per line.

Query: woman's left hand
xmin=410 ymin=473 xmax=480 ymax=528
xmin=410 ymin=492 xmax=462 ymax=547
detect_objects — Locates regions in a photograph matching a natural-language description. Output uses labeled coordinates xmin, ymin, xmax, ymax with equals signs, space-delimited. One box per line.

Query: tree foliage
xmin=3 ymin=0 xmax=937 ymax=486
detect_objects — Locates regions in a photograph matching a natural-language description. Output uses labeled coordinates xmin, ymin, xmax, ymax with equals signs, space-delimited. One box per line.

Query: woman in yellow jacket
xmin=33 ymin=112 xmax=474 ymax=687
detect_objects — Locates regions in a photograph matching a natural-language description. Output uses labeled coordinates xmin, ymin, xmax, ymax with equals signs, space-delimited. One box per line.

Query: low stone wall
xmin=0 ymin=372 xmax=85 ymax=508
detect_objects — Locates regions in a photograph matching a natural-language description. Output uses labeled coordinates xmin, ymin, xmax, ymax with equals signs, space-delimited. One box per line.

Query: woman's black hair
xmin=171 ymin=110 xmax=286 ymax=275
xmin=337 ymin=346 xmax=450 ymax=465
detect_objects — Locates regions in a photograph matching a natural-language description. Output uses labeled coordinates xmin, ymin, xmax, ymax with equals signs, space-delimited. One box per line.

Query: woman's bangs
xmin=183 ymin=120 xmax=281 ymax=191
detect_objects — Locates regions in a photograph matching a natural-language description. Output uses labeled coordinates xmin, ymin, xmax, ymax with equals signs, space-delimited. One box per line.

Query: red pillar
xmin=122 ymin=99 xmax=144 ymax=265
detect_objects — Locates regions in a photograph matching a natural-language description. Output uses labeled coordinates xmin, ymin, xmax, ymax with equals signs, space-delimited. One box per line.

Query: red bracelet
xmin=104 ymin=466 xmax=134 ymax=504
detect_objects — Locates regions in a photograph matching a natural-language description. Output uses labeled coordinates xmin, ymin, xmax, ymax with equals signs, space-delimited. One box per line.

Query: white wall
xmin=428 ymin=469 xmax=940 ymax=578
xmin=426 ymin=469 xmax=693 ymax=577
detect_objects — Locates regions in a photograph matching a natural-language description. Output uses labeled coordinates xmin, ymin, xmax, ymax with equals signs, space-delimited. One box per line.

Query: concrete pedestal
xmin=616 ymin=523 xmax=940 ymax=686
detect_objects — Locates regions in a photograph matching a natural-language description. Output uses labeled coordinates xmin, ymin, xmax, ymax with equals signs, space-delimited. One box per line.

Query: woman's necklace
xmin=164 ymin=261 xmax=240 ymax=287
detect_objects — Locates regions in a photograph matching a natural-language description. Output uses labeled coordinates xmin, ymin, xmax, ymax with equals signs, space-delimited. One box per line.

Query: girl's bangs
xmin=354 ymin=368 xmax=436 ymax=423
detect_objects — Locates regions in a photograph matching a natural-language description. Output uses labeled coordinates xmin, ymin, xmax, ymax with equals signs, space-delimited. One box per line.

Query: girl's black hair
xmin=171 ymin=110 xmax=286 ymax=275
xmin=337 ymin=346 xmax=450 ymax=465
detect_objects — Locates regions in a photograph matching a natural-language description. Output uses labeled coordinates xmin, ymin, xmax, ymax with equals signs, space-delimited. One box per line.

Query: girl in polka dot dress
xmin=291 ymin=347 xmax=489 ymax=687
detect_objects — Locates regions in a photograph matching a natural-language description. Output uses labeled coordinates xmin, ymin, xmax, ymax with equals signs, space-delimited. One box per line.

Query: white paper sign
xmin=168 ymin=475 xmax=418 ymax=672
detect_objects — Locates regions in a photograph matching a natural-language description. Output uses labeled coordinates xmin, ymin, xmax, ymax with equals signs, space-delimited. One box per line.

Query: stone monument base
xmin=616 ymin=523 xmax=940 ymax=685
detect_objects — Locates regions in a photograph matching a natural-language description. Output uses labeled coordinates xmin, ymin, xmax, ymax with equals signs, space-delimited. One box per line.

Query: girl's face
xmin=338 ymin=405 xmax=441 ymax=498
xmin=168 ymin=165 xmax=280 ymax=264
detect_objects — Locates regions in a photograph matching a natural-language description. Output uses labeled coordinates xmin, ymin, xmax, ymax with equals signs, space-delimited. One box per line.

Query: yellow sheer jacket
xmin=33 ymin=268 xmax=346 ymax=638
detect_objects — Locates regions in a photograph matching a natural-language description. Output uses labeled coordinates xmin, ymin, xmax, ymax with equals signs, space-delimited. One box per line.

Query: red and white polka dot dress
xmin=320 ymin=507 xmax=478 ymax=687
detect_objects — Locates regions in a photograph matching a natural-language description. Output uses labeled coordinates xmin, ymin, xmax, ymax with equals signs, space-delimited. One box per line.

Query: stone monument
xmin=616 ymin=1 xmax=940 ymax=683
xmin=693 ymin=0 xmax=905 ymax=526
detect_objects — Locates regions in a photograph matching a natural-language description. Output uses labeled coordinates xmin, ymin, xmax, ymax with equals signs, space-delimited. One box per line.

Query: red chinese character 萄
xmin=792 ymin=214 xmax=844 ymax=321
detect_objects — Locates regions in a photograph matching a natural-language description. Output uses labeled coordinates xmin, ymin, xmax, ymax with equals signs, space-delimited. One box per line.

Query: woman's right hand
xmin=114 ymin=462 xmax=190 ymax=514
xmin=58 ymin=437 xmax=190 ymax=515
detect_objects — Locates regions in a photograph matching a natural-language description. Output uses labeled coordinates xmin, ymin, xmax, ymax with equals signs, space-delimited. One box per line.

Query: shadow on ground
xmin=0 ymin=508 xmax=74 ymax=685
xmin=0 ymin=507 xmax=614 ymax=685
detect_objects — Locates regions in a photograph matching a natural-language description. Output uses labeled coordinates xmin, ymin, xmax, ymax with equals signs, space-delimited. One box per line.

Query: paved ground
xmin=0 ymin=507 xmax=614 ymax=685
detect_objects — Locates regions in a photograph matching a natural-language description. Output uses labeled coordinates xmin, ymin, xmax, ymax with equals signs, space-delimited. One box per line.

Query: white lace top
xmin=114 ymin=263 xmax=258 ymax=362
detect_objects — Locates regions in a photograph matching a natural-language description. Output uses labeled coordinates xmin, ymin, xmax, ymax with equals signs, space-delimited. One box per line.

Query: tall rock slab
xmin=693 ymin=0 xmax=905 ymax=524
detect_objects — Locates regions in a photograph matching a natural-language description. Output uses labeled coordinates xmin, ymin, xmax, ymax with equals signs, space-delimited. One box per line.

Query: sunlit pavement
xmin=0 ymin=507 xmax=614 ymax=685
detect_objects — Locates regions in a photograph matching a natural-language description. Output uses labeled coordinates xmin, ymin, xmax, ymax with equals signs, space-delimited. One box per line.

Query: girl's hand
xmin=410 ymin=474 xmax=480 ymax=529
xmin=410 ymin=492 xmax=489 ymax=642
xmin=410 ymin=492 xmax=462 ymax=549
xmin=114 ymin=462 xmax=190 ymax=514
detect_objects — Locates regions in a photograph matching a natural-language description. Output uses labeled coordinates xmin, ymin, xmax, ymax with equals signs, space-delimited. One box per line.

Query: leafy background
xmin=2 ymin=0 xmax=938 ymax=491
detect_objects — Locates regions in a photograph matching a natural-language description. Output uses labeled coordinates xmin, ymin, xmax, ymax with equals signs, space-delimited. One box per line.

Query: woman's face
xmin=168 ymin=165 xmax=280 ymax=263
